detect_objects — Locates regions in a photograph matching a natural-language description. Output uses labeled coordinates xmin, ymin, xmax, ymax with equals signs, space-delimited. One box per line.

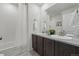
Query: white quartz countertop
xmin=32 ymin=33 xmax=79 ymax=47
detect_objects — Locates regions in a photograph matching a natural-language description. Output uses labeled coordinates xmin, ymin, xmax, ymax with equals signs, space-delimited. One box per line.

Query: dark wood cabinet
xmin=55 ymin=41 xmax=76 ymax=56
xmin=32 ymin=34 xmax=79 ymax=56
xmin=55 ymin=41 xmax=64 ymax=56
xmin=32 ymin=34 xmax=44 ymax=56
xmin=37 ymin=36 xmax=44 ymax=56
xmin=63 ymin=43 xmax=76 ymax=56
xmin=32 ymin=34 xmax=54 ymax=56
xmin=44 ymin=38 xmax=54 ymax=56
xmin=32 ymin=35 xmax=37 ymax=52
xmin=73 ymin=46 xmax=79 ymax=56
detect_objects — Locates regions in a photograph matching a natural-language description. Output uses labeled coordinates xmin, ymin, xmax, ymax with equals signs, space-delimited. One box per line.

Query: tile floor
xmin=18 ymin=50 xmax=39 ymax=56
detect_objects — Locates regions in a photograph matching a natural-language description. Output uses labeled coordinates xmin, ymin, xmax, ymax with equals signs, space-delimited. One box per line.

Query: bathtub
xmin=0 ymin=41 xmax=27 ymax=56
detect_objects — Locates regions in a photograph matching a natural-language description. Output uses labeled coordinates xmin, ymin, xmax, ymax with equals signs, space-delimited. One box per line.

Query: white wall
xmin=62 ymin=8 xmax=77 ymax=34
xmin=40 ymin=5 xmax=49 ymax=33
xmin=28 ymin=4 xmax=41 ymax=50
xmin=47 ymin=6 xmax=79 ymax=35
xmin=49 ymin=14 xmax=63 ymax=35
xmin=0 ymin=4 xmax=17 ymax=45
xmin=16 ymin=4 xmax=28 ymax=48
xmin=42 ymin=4 xmax=79 ymax=35
xmin=0 ymin=3 xmax=28 ymax=53
xmin=40 ymin=4 xmax=63 ymax=35
xmin=46 ymin=8 xmax=76 ymax=35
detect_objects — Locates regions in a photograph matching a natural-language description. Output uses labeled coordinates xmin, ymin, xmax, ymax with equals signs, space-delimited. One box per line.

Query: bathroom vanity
xmin=32 ymin=33 xmax=79 ymax=56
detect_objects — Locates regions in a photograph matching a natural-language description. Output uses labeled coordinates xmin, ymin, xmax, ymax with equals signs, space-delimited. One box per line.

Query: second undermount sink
xmin=50 ymin=35 xmax=73 ymax=40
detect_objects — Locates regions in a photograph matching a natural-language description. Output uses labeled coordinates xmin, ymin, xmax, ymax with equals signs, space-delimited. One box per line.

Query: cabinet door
xmin=44 ymin=38 xmax=54 ymax=56
xmin=37 ymin=36 xmax=44 ymax=56
xmin=55 ymin=41 xmax=64 ymax=56
xmin=55 ymin=41 xmax=76 ymax=56
xmin=32 ymin=35 xmax=37 ymax=52
xmin=72 ymin=46 xmax=79 ymax=56
xmin=63 ymin=43 xmax=76 ymax=56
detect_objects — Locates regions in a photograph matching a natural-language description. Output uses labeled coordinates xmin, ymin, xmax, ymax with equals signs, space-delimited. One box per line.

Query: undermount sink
xmin=50 ymin=35 xmax=73 ymax=39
